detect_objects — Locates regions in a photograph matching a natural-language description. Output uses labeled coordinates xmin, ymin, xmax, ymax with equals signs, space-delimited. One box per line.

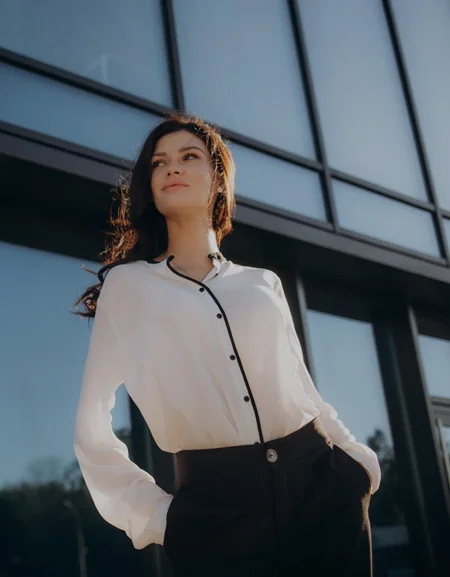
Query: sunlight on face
xmin=150 ymin=130 xmax=216 ymax=217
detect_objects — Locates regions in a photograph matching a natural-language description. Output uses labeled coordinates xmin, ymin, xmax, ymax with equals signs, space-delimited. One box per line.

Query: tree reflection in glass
xmin=306 ymin=309 xmax=416 ymax=576
xmin=0 ymin=243 xmax=137 ymax=577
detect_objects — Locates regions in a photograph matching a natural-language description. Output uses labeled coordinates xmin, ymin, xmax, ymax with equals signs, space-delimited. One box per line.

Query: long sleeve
xmin=273 ymin=274 xmax=381 ymax=494
xmin=73 ymin=298 xmax=173 ymax=548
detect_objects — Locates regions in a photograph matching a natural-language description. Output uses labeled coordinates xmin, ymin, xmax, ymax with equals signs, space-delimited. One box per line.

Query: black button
xmin=199 ymin=287 xmax=205 ymax=292
xmin=230 ymin=354 xmax=236 ymax=360
xmin=244 ymin=396 xmax=250 ymax=402
xmin=217 ymin=313 xmax=222 ymax=319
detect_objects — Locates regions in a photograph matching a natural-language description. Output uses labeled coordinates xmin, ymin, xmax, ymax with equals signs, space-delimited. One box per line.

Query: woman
xmin=73 ymin=112 xmax=381 ymax=577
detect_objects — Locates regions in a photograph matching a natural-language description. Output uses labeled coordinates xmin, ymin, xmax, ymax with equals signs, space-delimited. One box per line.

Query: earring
xmin=217 ymin=186 xmax=224 ymax=193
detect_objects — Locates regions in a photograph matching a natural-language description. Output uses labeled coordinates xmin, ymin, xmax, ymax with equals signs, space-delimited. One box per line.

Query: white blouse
xmin=73 ymin=253 xmax=381 ymax=550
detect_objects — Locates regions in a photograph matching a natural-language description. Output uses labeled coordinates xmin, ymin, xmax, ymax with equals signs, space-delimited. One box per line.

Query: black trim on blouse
xmin=165 ymin=255 xmax=265 ymax=445
xmin=147 ymin=251 xmax=227 ymax=264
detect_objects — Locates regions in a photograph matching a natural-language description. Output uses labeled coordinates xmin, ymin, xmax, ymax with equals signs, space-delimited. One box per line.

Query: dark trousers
xmin=163 ymin=416 xmax=373 ymax=576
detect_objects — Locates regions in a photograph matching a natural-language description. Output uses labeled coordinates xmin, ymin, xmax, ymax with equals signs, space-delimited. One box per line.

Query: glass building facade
xmin=1 ymin=1 xmax=449 ymax=576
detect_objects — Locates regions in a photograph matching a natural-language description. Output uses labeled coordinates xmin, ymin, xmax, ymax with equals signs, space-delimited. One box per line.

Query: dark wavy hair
xmin=72 ymin=112 xmax=236 ymax=319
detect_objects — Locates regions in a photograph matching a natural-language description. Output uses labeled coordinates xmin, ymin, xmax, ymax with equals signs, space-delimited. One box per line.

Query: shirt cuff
xmin=152 ymin=494 xmax=174 ymax=546
xmin=338 ymin=445 xmax=381 ymax=495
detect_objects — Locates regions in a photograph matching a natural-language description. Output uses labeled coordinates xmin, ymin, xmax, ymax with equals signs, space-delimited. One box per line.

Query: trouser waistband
xmin=174 ymin=416 xmax=333 ymax=488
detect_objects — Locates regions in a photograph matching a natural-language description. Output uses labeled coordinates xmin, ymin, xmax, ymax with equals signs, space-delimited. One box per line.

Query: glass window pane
xmin=174 ymin=0 xmax=315 ymax=158
xmin=392 ymin=0 xmax=450 ymax=211
xmin=0 ymin=62 xmax=160 ymax=160
xmin=0 ymin=0 xmax=172 ymax=106
xmin=307 ymin=309 xmax=416 ymax=574
xmin=334 ymin=179 xmax=440 ymax=257
xmin=418 ymin=334 xmax=450 ymax=399
xmin=444 ymin=219 xmax=450 ymax=251
xmin=298 ymin=0 xmax=427 ymax=201
xmin=231 ymin=143 xmax=326 ymax=221
xmin=0 ymin=241 xmax=136 ymax=575
xmin=435 ymin=421 xmax=450 ymax=488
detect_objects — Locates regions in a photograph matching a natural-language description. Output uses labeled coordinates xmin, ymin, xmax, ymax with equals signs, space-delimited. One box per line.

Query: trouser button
xmin=266 ymin=448 xmax=278 ymax=462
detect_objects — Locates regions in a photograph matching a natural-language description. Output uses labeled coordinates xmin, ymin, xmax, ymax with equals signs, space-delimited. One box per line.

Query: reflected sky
xmin=230 ymin=142 xmax=326 ymax=221
xmin=305 ymin=308 xmax=417 ymax=569
xmin=392 ymin=0 xmax=450 ymax=211
xmin=298 ymin=0 xmax=426 ymax=201
xmin=0 ymin=241 xmax=130 ymax=488
xmin=0 ymin=62 xmax=160 ymax=161
xmin=0 ymin=0 xmax=172 ymax=106
xmin=174 ymin=0 xmax=315 ymax=158
xmin=418 ymin=334 xmax=450 ymax=399
xmin=334 ymin=179 xmax=440 ymax=258
xmin=306 ymin=309 xmax=392 ymax=447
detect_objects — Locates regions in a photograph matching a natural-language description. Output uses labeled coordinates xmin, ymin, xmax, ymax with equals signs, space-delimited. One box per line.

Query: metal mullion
xmin=0 ymin=47 xmax=171 ymax=117
xmin=224 ymin=127 xmax=323 ymax=172
xmin=294 ymin=276 xmax=449 ymax=573
xmin=0 ymin=119 xmax=134 ymax=170
xmin=236 ymin=196 xmax=333 ymax=231
xmin=0 ymin=130 xmax=126 ymax=189
xmin=268 ymin=263 xmax=316 ymax=385
xmin=1 ymin=120 xmax=448 ymax=274
xmin=236 ymin=204 xmax=450 ymax=286
xmin=383 ymin=0 xmax=450 ymax=264
xmin=338 ymin=227 xmax=447 ymax=267
xmin=287 ymin=0 xmax=339 ymax=232
xmin=290 ymin=270 xmax=318 ymax=385
xmin=2 ymin=46 xmax=446 ymax=225
xmin=161 ymin=0 xmax=185 ymax=111
xmin=391 ymin=303 xmax=450 ymax=575
xmin=372 ymin=308 xmax=436 ymax=576
xmin=331 ymin=169 xmax=436 ymax=212
xmin=3 ymin=119 xmax=449 ymax=275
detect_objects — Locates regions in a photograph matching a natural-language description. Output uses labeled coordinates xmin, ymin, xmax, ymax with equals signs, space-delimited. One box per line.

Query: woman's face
xmin=150 ymin=130 xmax=216 ymax=217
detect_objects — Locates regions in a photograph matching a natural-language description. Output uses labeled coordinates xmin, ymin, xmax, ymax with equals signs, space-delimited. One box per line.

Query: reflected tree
xmin=0 ymin=427 xmax=144 ymax=577
xmin=366 ymin=428 xmax=405 ymax=526
xmin=366 ymin=432 xmax=416 ymax=577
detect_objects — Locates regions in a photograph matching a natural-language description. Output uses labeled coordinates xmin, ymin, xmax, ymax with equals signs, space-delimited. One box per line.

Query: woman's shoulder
xmin=99 ymin=261 xmax=146 ymax=305
xmin=231 ymin=261 xmax=279 ymax=286
xmin=103 ymin=259 xmax=150 ymax=280
xmin=102 ymin=261 xmax=132 ymax=286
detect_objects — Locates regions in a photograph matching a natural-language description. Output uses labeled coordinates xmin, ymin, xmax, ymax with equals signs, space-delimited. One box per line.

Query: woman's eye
xmin=151 ymin=153 xmax=198 ymax=169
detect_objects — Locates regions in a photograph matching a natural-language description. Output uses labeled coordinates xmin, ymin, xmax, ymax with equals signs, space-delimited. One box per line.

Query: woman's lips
xmin=164 ymin=183 xmax=188 ymax=190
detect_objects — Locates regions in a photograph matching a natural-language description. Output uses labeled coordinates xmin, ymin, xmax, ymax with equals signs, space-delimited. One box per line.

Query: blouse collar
xmin=143 ymin=251 xmax=229 ymax=284
xmin=147 ymin=251 xmax=227 ymax=265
